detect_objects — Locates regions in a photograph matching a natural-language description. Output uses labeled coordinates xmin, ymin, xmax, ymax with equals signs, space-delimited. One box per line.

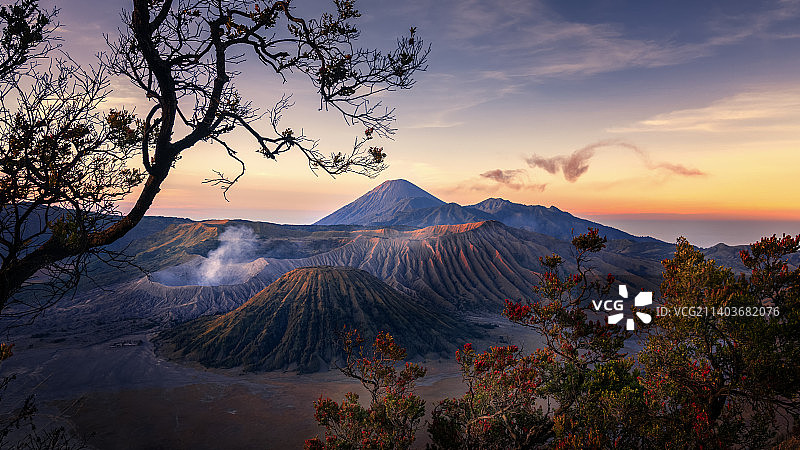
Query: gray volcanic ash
xmin=156 ymin=266 xmax=479 ymax=372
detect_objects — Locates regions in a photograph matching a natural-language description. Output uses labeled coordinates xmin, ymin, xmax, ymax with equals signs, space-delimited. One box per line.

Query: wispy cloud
xmin=624 ymin=143 xmax=706 ymax=176
xmin=383 ymin=0 xmax=800 ymax=132
xmin=516 ymin=24 xmax=708 ymax=79
xmin=526 ymin=140 xmax=706 ymax=182
xmin=412 ymin=0 xmax=800 ymax=82
xmin=397 ymin=73 xmax=510 ymax=129
xmin=608 ymin=87 xmax=800 ymax=133
xmin=508 ymin=2 xmax=800 ymax=80
xmin=434 ymin=0 xmax=704 ymax=78
xmin=479 ymin=169 xmax=545 ymax=191
xmin=445 ymin=169 xmax=547 ymax=195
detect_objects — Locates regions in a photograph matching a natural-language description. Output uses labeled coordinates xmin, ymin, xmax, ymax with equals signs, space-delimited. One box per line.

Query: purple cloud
xmin=480 ymin=169 xmax=546 ymax=191
xmin=526 ymin=139 xmax=706 ymax=182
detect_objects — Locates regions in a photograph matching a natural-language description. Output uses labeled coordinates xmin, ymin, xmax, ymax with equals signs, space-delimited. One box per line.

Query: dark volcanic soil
xmin=55 ymin=364 xmax=471 ymax=449
xmin=2 ymin=314 xmax=542 ymax=449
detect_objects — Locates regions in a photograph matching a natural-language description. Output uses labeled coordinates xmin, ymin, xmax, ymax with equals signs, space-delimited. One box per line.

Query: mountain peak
xmin=314 ymin=180 xmax=657 ymax=243
xmin=471 ymin=197 xmax=512 ymax=210
xmin=372 ymin=178 xmax=423 ymax=192
xmin=363 ymin=179 xmax=439 ymax=202
xmin=156 ymin=265 xmax=474 ymax=372
xmin=314 ymin=179 xmax=444 ymax=226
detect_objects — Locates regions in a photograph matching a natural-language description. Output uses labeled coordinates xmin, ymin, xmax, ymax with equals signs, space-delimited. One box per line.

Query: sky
xmin=39 ymin=0 xmax=800 ymax=246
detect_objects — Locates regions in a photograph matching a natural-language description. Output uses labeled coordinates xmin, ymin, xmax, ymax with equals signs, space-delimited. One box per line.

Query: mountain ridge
xmin=314 ymin=179 xmax=658 ymax=243
xmin=30 ymin=218 xmax=775 ymax=343
xmin=155 ymin=266 xmax=478 ymax=372
xmin=314 ymin=179 xmax=445 ymax=226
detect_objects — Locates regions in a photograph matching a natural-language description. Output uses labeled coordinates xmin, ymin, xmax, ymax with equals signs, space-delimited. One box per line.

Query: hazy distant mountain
xmin=469 ymin=198 xmax=656 ymax=242
xmin=314 ymin=179 xmax=445 ymax=225
xmin=156 ymin=266 xmax=476 ymax=372
xmin=314 ymin=179 xmax=656 ymax=243
xmin=374 ymin=202 xmax=494 ymax=228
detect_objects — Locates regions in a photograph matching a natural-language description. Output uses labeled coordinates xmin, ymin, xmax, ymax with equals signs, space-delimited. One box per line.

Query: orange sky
xmin=51 ymin=0 xmax=800 ymax=242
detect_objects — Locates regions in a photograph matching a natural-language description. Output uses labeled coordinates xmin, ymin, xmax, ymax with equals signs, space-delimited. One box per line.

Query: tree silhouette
xmin=0 ymin=0 xmax=428 ymax=313
xmin=0 ymin=0 xmax=54 ymax=79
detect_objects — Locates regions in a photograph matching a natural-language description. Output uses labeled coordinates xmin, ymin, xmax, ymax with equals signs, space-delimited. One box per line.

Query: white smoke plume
xmin=197 ymin=225 xmax=259 ymax=285
xmin=150 ymin=225 xmax=268 ymax=286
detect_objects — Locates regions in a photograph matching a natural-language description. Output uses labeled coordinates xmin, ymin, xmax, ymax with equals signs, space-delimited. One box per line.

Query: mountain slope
xmin=470 ymin=198 xmax=656 ymax=242
xmin=314 ymin=179 xmax=445 ymax=225
xmin=51 ymin=221 xmax=669 ymax=331
xmin=374 ymin=202 xmax=494 ymax=228
xmin=156 ymin=266 xmax=477 ymax=372
xmin=38 ymin=219 xmax=774 ymax=340
xmin=253 ymin=221 xmax=667 ymax=311
xmin=315 ymin=180 xmax=657 ymax=243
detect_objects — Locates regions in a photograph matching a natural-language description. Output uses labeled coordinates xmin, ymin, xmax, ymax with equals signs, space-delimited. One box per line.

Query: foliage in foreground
xmin=310 ymin=229 xmax=800 ymax=448
xmin=638 ymin=235 xmax=800 ymax=448
xmin=305 ymin=329 xmax=426 ymax=450
xmin=1 ymin=0 xmax=429 ymax=316
xmin=428 ymin=228 xmax=641 ymax=449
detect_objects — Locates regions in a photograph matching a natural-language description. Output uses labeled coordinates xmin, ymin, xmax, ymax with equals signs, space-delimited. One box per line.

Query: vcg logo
xmin=592 ymin=285 xmax=653 ymax=330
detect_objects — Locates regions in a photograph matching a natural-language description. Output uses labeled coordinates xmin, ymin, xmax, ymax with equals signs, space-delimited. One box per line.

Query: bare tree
xmin=0 ymin=8 xmax=129 ymax=446
xmin=1 ymin=0 xmax=140 ymax=317
xmin=0 ymin=0 xmax=428 ymax=313
xmin=0 ymin=60 xmax=147 ymax=317
xmin=0 ymin=0 xmax=54 ymax=80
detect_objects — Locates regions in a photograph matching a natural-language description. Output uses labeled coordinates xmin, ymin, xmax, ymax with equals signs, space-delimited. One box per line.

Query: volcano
xmin=155 ymin=266 xmax=477 ymax=372
xmin=314 ymin=179 xmax=655 ymax=242
xmin=314 ymin=179 xmax=445 ymax=225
